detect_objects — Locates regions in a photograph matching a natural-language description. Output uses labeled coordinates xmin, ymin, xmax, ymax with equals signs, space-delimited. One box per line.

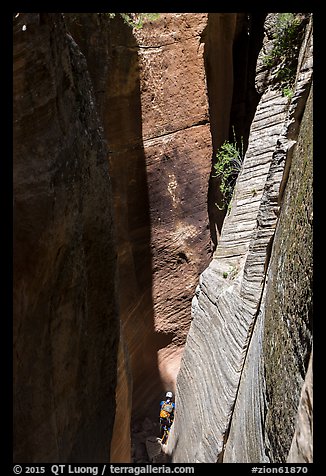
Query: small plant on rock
xmin=263 ymin=13 xmax=308 ymax=93
xmin=107 ymin=13 xmax=160 ymax=29
xmin=213 ymin=127 xmax=244 ymax=211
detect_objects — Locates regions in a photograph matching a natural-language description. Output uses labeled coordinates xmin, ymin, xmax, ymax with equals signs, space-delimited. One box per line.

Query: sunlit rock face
xmin=13 ymin=13 xmax=119 ymax=463
xmin=122 ymin=13 xmax=214 ymax=407
xmin=168 ymin=14 xmax=313 ymax=463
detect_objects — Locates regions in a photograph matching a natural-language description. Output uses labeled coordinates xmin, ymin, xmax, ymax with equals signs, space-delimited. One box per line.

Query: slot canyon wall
xmin=13 ymin=12 xmax=217 ymax=463
xmin=168 ymin=14 xmax=313 ymax=463
xmin=13 ymin=14 xmax=119 ymax=462
xmin=13 ymin=12 xmax=313 ymax=464
xmin=64 ymin=13 xmax=217 ymax=462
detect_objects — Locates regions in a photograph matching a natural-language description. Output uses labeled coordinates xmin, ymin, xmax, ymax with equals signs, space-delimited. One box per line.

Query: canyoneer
xmin=159 ymin=391 xmax=175 ymax=444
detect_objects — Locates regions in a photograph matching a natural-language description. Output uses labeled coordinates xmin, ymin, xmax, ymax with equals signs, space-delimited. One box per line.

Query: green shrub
xmin=263 ymin=13 xmax=307 ymax=91
xmin=213 ymin=128 xmax=243 ymax=211
xmin=282 ymin=86 xmax=294 ymax=99
xmin=107 ymin=13 xmax=160 ymax=29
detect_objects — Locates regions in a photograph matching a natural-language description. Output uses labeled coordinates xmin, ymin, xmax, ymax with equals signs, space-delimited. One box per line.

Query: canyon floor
xmin=131 ymin=418 xmax=170 ymax=463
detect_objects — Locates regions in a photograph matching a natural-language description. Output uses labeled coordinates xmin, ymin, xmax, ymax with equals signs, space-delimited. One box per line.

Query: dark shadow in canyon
xmin=13 ymin=13 xmax=120 ymax=463
xmin=203 ymin=13 xmax=266 ymax=252
xmin=66 ymin=13 xmax=168 ymax=441
xmin=229 ymin=12 xmax=266 ymax=151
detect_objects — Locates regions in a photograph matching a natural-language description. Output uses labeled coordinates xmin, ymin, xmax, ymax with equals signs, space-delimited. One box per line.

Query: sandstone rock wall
xmin=65 ymin=14 xmax=215 ymax=462
xmin=134 ymin=13 xmax=213 ymax=399
xmin=168 ymin=14 xmax=313 ymax=463
xmin=13 ymin=12 xmax=313 ymax=464
xmin=223 ymin=19 xmax=313 ymax=463
xmin=13 ymin=13 xmax=119 ymax=462
xmin=263 ymin=83 xmax=313 ymax=462
xmin=287 ymin=351 xmax=313 ymax=463
xmin=204 ymin=13 xmax=265 ymax=248
xmin=65 ymin=14 xmax=157 ymax=462
xmin=223 ymin=82 xmax=313 ymax=463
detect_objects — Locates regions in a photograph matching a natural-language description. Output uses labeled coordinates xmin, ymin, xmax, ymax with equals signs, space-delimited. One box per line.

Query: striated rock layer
xmin=223 ymin=82 xmax=313 ymax=463
xmin=204 ymin=13 xmax=265 ymax=248
xmin=168 ymin=14 xmax=313 ymax=463
xmin=13 ymin=14 xmax=119 ymax=462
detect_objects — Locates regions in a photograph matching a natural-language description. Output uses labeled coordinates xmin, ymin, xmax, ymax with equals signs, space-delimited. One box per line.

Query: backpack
xmin=160 ymin=401 xmax=174 ymax=420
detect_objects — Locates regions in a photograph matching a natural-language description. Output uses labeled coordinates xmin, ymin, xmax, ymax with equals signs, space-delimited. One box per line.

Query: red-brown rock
xmin=13 ymin=13 xmax=119 ymax=462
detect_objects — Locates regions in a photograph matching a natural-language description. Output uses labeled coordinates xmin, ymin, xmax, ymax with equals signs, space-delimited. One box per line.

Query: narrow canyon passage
xmin=13 ymin=12 xmax=313 ymax=464
xmin=66 ymin=13 xmax=219 ymax=462
xmin=120 ymin=13 xmax=267 ymax=463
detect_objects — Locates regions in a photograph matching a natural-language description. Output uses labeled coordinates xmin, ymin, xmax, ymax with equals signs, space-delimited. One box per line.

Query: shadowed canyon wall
xmin=13 ymin=13 xmax=119 ymax=462
xmin=64 ymin=14 xmax=154 ymax=461
xmin=168 ymin=14 xmax=313 ymax=463
xmin=13 ymin=12 xmax=313 ymax=464
xmin=204 ymin=13 xmax=265 ymax=249
xmin=14 ymin=12 xmax=218 ymax=463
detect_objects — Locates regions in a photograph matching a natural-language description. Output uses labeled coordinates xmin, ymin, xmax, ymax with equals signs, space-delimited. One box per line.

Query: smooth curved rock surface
xmin=169 ymin=14 xmax=313 ymax=463
xmin=13 ymin=13 xmax=119 ymax=463
xmin=287 ymin=352 xmax=313 ymax=463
